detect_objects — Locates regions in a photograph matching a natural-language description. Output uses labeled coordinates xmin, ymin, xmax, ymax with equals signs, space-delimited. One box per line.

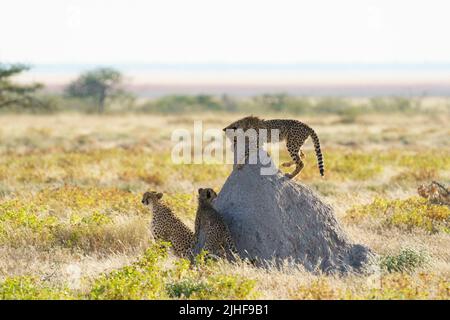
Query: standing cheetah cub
xmin=141 ymin=191 xmax=194 ymax=259
xmin=194 ymin=188 xmax=237 ymax=260
xmin=223 ymin=116 xmax=324 ymax=179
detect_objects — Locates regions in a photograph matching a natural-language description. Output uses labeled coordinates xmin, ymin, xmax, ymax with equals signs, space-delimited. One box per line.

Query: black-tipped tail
xmin=309 ymin=129 xmax=324 ymax=177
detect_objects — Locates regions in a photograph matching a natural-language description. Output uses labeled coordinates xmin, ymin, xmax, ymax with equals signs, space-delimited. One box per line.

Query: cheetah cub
xmin=417 ymin=181 xmax=450 ymax=206
xmin=223 ymin=116 xmax=324 ymax=179
xmin=194 ymin=188 xmax=237 ymax=261
xmin=141 ymin=191 xmax=194 ymax=259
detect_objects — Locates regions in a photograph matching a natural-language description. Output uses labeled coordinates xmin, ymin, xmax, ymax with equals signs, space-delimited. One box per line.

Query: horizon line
xmin=11 ymin=62 xmax=450 ymax=73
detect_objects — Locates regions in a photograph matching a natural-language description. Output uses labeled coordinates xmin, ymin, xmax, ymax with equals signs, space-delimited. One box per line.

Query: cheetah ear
xmin=198 ymin=188 xmax=203 ymax=194
xmin=206 ymin=189 xmax=212 ymax=199
xmin=156 ymin=192 xmax=163 ymax=199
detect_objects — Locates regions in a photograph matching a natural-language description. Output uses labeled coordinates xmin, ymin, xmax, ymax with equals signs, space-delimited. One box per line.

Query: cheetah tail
xmin=309 ymin=129 xmax=324 ymax=177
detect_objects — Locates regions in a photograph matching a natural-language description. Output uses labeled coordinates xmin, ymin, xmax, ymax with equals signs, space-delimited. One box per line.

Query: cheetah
xmin=194 ymin=188 xmax=237 ymax=261
xmin=417 ymin=181 xmax=450 ymax=206
xmin=141 ymin=191 xmax=194 ymax=258
xmin=223 ymin=116 xmax=324 ymax=179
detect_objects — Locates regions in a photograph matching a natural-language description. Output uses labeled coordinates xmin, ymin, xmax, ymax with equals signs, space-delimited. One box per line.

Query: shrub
xmin=167 ymin=275 xmax=257 ymax=300
xmin=380 ymin=249 xmax=427 ymax=273
xmin=88 ymin=243 xmax=170 ymax=300
xmin=368 ymin=97 xmax=418 ymax=113
xmin=140 ymin=95 xmax=224 ymax=114
xmin=166 ymin=251 xmax=257 ymax=300
xmin=166 ymin=279 xmax=210 ymax=299
xmin=345 ymin=196 xmax=450 ymax=233
xmin=0 ymin=200 xmax=58 ymax=244
xmin=0 ymin=276 xmax=74 ymax=300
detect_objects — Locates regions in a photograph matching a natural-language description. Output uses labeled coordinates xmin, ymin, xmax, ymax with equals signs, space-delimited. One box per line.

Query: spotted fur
xmin=417 ymin=181 xmax=450 ymax=206
xmin=223 ymin=116 xmax=324 ymax=179
xmin=194 ymin=188 xmax=237 ymax=260
xmin=141 ymin=191 xmax=194 ymax=258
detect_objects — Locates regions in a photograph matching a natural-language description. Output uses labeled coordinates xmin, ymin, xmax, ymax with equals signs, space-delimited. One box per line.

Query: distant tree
xmin=255 ymin=93 xmax=288 ymax=112
xmin=221 ymin=94 xmax=237 ymax=112
xmin=65 ymin=68 xmax=126 ymax=113
xmin=0 ymin=63 xmax=43 ymax=109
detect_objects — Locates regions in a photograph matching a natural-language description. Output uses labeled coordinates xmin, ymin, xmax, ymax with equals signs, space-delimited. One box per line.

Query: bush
xmin=140 ymin=95 xmax=224 ymax=114
xmin=368 ymin=97 xmax=419 ymax=113
xmin=314 ymin=97 xmax=355 ymax=114
xmin=380 ymin=249 xmax=427 ymax=273
xmin=166 ymin=275 xmax=257 ymax=300
xmin=345 ymin=196 xmax=450 ymax=233
xmin=166 ymin=251 xmax=257 ymax=300
xmin=87 ymin=243 xmax=257 ymax=300
xmin=0 ymin=92 xmax=437 ymax=115
xmin=0 ymin=276 xmax=74 ymax=300
xmin=166 ymin=279 xmax=210 ymax=299
xmin=88 ymin=243 xmax=170 ymax=299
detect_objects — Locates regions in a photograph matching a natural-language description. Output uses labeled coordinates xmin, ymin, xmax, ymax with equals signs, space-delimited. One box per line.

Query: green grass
xmin=1 ymin=113 xmax=449 ymax=300
xmin=2 ymin=149 xmax=448 ymax=189
xmin=0 ymin=243 xmax=257 ymax=300
xmin=345 ymin=197 xmax=450 ymax=233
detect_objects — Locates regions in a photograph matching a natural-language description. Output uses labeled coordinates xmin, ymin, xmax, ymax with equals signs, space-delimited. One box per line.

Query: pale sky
xmin=1 ymin=0 xmax=450 ymax=65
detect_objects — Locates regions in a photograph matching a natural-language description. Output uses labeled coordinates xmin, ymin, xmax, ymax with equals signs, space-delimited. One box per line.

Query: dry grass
xmin=0 ymin=112 xmax=449 ymax=299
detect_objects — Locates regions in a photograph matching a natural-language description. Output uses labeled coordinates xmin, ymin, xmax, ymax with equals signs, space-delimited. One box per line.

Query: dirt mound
xmin=213 ymin=151 xmax=376 ymax=274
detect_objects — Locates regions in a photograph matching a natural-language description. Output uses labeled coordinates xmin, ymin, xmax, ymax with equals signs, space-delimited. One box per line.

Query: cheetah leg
xmin=285 ymin=142 xmax=304 ymax=179
xmin=285 ymin=154 xmax=304 ymax=179
xmin=203 ymin=243 xmax=221 ymax=260
xmin=300 ymin=150 xmax=305 ymax=159
xmin=236 ymin=138 xmax=260 ymax=170
xmin=284 ymin=150 xmax=305 ymax=166
xmin=281 ymin=161 xmax=294 ymax=167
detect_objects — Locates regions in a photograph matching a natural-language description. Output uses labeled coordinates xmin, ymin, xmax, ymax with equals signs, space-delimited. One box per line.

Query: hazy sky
xmin=1 ymin=0 xmax=450 ymax=65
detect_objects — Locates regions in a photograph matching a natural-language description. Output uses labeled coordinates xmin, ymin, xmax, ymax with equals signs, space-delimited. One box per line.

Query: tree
xmin=65 ymin=68 xmax=125 ymax=113
xmin=0 ymin=63 xmax=43 ymax=109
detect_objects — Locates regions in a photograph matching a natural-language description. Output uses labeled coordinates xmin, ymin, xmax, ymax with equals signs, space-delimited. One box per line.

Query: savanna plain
xmin=0 ymin=102 xmax=449 ymax=299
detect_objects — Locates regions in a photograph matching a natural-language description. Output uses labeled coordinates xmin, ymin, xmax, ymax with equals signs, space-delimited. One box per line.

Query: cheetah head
xmin=198 ymin=188 xmax=218 ymax=204
xmin=223 ymin=116 xmax=263 ymax=133
xmin=141 ymin=191 xmax=163 ymax=210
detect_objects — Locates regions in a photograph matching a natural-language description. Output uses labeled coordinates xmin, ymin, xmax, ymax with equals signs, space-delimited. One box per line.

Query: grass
xmin=2 ymin=148 xmax=448 ymax=188
xmin=0 ymin=243 xmax=257 ymax=300
xmin=345 ymin=196 xmax=450 ymax=233
xmin=0 ymin=112 xmax=449 ymax=300
xmin=291 ymin=273 xmax=449 ymax=300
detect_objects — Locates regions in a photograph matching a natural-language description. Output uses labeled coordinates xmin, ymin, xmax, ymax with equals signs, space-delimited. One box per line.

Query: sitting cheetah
xmin=194 ymin=188 xmax=237 ymax=261
xmin=141 ymin=191 xmax=194 ymax=258
xmin=223 ymin=116 xmax=324 ymax=179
